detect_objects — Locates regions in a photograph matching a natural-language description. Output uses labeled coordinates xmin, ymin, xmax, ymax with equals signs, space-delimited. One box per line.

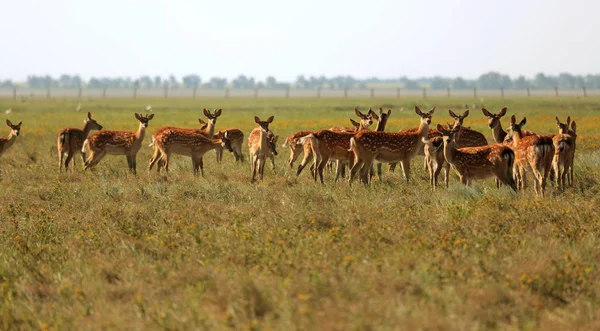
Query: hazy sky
xmin=1 ymin=0 xmax=599 ymax=81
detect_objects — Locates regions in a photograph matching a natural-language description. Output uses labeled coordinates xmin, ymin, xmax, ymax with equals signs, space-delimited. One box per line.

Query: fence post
xmin=447 ymin=87 xmax=451 ymax=98
xmin=526 ymin=88 xmax=530 ymax=97
xmin=370 ymin=88 xmax=374 ymax=98
xmin=473 ymin=87 xmax=477 ymax=98
xmin=396 ymin=87 xmax=400 ymax=98
xmin=164 ymin=85 xmax=168 ymax=99
xmin=286 ymin=87 xmax=290 ymax=98
xmin=133 ymin=87 xmax=138 ymax=98
xmin=500 ymin=86 xmax=504 ymax=98
xmin=46 ymin=88 xmax=50 ymax=99
xmin=583 ymin=86 xmax=587 ymax=97
xmin=317 ymin=88 xmax=321 ymax=98
xmin=225 ymin=88 xmax=229 ymax=98
xmin=422 ymin=88 xmax=427 ymax=99
xmin=193 ymin=87 xmax=197 ymax=99
xmin=12 ymin=87 xmax=16 ymax=101
xmin=344 ymin=88 xmax=348 ymax=98
xmin=78 ymin=87 xmax=82 ymax=99
xmin=554 ymin=86 xmax=558 ymax=97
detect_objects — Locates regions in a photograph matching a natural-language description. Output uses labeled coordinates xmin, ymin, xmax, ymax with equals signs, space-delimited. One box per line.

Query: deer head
xmin=354 ymin=107 xmax=374 ymax=129
xmin=197 ymin=119 xmax=210 ymax=131
xmin=556 ymin=116 xmax=571 ymax=134
xmin=6 ymin=119 xmax=22 ymax=136
xmin=135 ymin=113 xmax=155 ymax=128
xmin=437 ymin=123 xmax=459 ymax=144
xmin=203 ymin=108 xmax=222 ymax=126
xmin=84 ymin=112 xmax=103 ymax=131
xmin=266 ymin=131 xmax=279 ymax=156
xmin=217 ymin=130 xmax=234 ymax=152
xmin=254 ymin=116 xmax=274 ymax=132
xmin=481 ymin=107 xmax=507 ymax=129
xmin=372 ymin=107 xmax=392 ymax=131
xmin=415 ymin=105 xmax=436 ymax=125
xmin=508 ymin=115 xmax=527 ymax=137
xmin=449 ymin=109 xmax=469 ymax=126
xmin=571 ymin=121 xmax=577 ymax=134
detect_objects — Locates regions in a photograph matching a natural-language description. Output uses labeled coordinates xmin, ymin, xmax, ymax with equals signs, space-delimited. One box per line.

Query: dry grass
xmin=1 ymin=96 xmax=599 ymax=330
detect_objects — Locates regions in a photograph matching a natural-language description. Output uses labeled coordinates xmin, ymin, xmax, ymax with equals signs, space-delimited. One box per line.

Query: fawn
xmin=248 ymin=116 xmax=278 ymax=182
xmin=57 ymin=112 xmax=103 ymax=172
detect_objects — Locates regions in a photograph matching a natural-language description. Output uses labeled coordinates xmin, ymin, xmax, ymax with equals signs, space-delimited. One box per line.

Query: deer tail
xmin=59 ymin=132 xmax=68 ymax=147
xmin=81 ymin=139 xmax=89 ymax=154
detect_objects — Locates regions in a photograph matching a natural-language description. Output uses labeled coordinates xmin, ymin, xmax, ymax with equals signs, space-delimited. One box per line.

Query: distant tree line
xmin=2 ymin=72 xmax=600 ymax=90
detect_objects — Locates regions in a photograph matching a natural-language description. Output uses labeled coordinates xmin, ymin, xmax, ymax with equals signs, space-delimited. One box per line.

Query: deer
xmin=213 ymin=127 xmax=245 ymax=163
xmin=349 ymin=106 xmax=435 ymax=185
xmin=0 ymin=120 xmax=23 ymax=167
xmin=552 ymin=116 xmax=577 ymax=190
xmin=248 ymin=116 xmax=278 ymax=182
xmin=508 ymin=115 xmax=555 ymax=196
xmin=149 ymin=129 xmax=233 ymax=176
xmin=436 ymin=124 xmax=516 ymax=191
xmin=57 ymin=112 xmax=103 ymax=172
xmin=370 ymin=108 xmax=392 ymax=181
xmin=447 ymin=109 xmax=488 ymax=147
xmin=422 ymin=135 xmax=450 ymax=189
xmin=481 ymin=107 xmax=536 ymax=145
xmin=83 ymin=113 xmax=154 ymax=174
xmin=296 ymin=108 xmax=374 ymax=184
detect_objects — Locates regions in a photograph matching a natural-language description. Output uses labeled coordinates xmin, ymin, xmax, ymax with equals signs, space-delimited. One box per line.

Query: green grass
xmin=1 ymin=96 xmax=599 ymax=330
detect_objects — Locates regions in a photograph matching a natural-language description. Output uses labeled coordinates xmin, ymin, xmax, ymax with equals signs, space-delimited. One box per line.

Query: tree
xmin=153 ymin=76 xmax=162 ymax=88
xmin=295 ymin=75 xmax=308 ymax=88
xmin=513 ymin=76 xmax=529 ymax=89
xmin=451 ymin=77 xmax=469 ymax=89
xmin=182 ymin=75 xmax=201 ymax=88
xmin=139 ymin=76 xmax=153 ymax=88
xmin=168 ymin=75 xmax=179 ymax=89
xmin=477 ymin=72 xmax=504 ymax=89
xmin=430 ymin=76 xmax=450 ymax=89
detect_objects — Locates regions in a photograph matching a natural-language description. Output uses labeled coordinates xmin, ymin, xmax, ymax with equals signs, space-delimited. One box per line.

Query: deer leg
xmin=199 ymin=157 xmax=205 ymax=177
xmin=316 ymin=156 xmax=328 ymax=184
xmin=85 ymin=151 xmax=106 ymax=170
xmin=360 ymin=157 xmax=375 ymax=184
xmin=459 ymin=175 xmax=467 ymax=185
xmin=64 ymin=152 xmax=75 ymax=172
xmin=349 ymin=159 xmax=364 ymax=186
xmin=433 ymin=161 xmax=444 ymax=190
xmin=444 ymin=163 xmax=450 ymax=188
xmin=400 ymin=159 xmax=410 ymax=184
xmin=259 ymin=157 xmax=266 ymax=180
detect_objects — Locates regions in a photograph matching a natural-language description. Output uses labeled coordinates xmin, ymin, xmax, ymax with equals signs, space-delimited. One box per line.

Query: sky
xmin=0 ymin=0 xmax=599 ymax=82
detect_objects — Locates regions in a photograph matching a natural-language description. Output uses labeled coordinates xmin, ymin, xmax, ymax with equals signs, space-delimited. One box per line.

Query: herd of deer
xmin=0 ymin=105 xmax=576 ymax=195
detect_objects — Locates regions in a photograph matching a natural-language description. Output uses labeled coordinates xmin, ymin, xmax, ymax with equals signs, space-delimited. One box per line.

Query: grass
xmin=1 ymin=96 xmax=599 ymax=330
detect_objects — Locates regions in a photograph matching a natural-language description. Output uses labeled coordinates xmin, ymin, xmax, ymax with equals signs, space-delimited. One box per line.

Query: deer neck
xmin=375 ymin=118 xmax=388 ymax=132
xmin=492 ymin=122 xmax=507 ymax=143
xmin=136 ymin=123 xmax=146 ymax=142
xmin=416 ymin=120 xmax=429 ymax=138
xmin=511 ymin=128 xmax=523 ymax=146
xmin=442 ymin=140 xmax=457 ymax=165
xmin=82 ymin=123 xmax=94 ymax=138
xmin=206 ymin=121 xmax=216 ymax=137
xmin=5 ymin=131 xmax=17 ymax=148
xmin=259 ymin=129 xmax=270 ymax=152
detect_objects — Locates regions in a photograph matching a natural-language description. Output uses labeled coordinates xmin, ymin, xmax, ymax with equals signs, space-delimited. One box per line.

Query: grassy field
xmin=1 ymin=96 xmax=599 ymax=330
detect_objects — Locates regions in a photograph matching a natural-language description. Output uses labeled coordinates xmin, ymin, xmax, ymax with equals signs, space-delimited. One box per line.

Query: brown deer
xmin=282 ymin=130 xmax=313 ymax=169
xmin=349 ymin=106 xmax=436 ymax=185
xmin=422 ymin=136 xmax=450 ymax=189
xmin=448 ymin=109 xmax=488 ymax=147
xmin=552 ymin=116 xmax=576 ymax=190
xmin=149 ymin=130 xmax=233 ymax=176
xmin=0 ymin=120 xmax=22 ymax=165
xmin=437 ymin=124 xmax=516 ymax=190
xmin=83 ymin=113 xmax=154 ymax=174
xmin=213 ymin=128 xmax=245 ymax=163
xmin=297 ymin=109 xmax=374 ymax=183
xmin=508 ymin=115 xmax=555 ymax=196
xmin=371 ymin=108 xmax=392 ymax=181
xmin=481 ymin=107 xmax=535 ymax=145
xmin=248 ymin=116 xmax=277 ymax=182
xmin=57 ymin=112 xmax=103 ymax=172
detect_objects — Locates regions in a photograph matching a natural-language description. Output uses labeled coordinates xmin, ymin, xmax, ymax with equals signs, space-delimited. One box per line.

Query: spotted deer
xmin=83 ymin=113 xmax=154 ymax=173
xmin=371 ymin=108 xmax=392 ymax=181
xmin=0 ymin=120 xmax=22 ymax=164
xmin=437 ymin=124 xmax=516 ymax=190
xmin=248 ymin=116 xmax=278 ymax=182
xmin=349 ymin=106 xmax=436 ymax=185
xmin=508 ymin=115 xmax=555 ymax=196
xmin=149 ymin=130 xmax=233 ymax=176
xmin=57 ymin=112 xmax=103 ymax=172
xmin=296 ymin=109 xmax=374 ymax=183
xmin=448 ymin=109 xmax=488 ymax=147
xmin=481 ymin=107 xmax=535 ymax=145
xmin=552 ymin=116 xmax=576 ymax=190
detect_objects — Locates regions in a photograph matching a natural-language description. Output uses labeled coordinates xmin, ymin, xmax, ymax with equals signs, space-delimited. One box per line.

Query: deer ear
xmin=379 ymin=107 xmax=383 ymax=115
xmin=203 ymin=109 xmax=210 ymax=117
xmin=510 ymin=115 xmax=516 ymax=125
xmin=436 ymin=124 xmax=444 ymax=132
xmin=414 ymin=106 xmax=423 ymax=116
xmin=369 ymin=109 xmax=379 ymax=120
xmin=147 ymin=114 xmax=155 ymax=120
xmin=448 ymin=109 xmax=458 ymax=118
xmin=481 ymin=108 xmax=491 ymax=117
xmin=87 ymin=112 xmax=92 ymax=120
xmin=198 ymin=118 xmax=206 ymax=124
xmin=254 ymin=116 xmax=261 ymax=124
xmin=387 ymin=109 xmax=392 ymax=117
xmin=6 ymin=119 xmax=12 ymax=127
xmin=463 ymin=109 xmax=469 ymax=118
xmin=215 ymin=109 xmax=222 ymax=117
xmin=17 ymin=122 xmax=22 ymax=127
xmin=429 ymin=106 xmax=436 ymax=114
xmin=350 ymin=118 xmax=360 ymax=127
xmin=519 ymin=117 xmax=527 ymax=127
xmin=266 ymin=116 xmax=274 ymax=123
xmin=499 ymin=107 xmax=507 ymax=117
xmin=354 ymin=108 xmax=366 ymax=119
xmin=135 ymin=113 xmax=141 ymax=121
xmin=224 ymin=130 xmax=229 ymax=138
xmin=567 ymin=116 xmax=571 ymax=127
xmin=571 ymin=121 xmax=577 ymax=132
xmin=555 ymin=117 xmax=560 ymax=126
xmin=273 ymin=135 xmax=279 ymax=143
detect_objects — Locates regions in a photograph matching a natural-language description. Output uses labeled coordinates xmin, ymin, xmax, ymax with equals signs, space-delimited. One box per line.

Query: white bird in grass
xmin=5 ymin=109 xmax=11 ymax=114
xmin=76 ymin=103 xmax=82 ymax=112
xmin=146 ymin=105 xmax=153 ymax=112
